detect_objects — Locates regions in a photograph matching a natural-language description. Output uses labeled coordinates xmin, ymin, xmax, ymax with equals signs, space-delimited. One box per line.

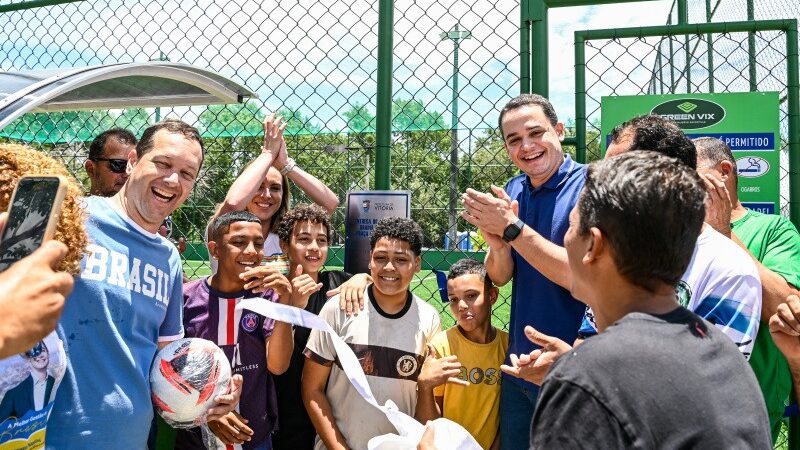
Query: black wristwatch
xmin=502 ymin=219 xmax=525 ymax=243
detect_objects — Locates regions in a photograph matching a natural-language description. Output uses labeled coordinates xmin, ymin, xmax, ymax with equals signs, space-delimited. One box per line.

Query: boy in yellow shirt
xmin=415 ymin=259 xmax=509 ymax=450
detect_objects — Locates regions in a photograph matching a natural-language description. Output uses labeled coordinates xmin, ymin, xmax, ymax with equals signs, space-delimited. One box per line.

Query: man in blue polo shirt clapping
xmin=462 ymin=94 xmax=587 ymax=450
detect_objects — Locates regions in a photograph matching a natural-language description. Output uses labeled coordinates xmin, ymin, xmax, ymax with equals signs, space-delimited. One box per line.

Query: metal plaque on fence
xmin=601 ymin=92 xmax=781 ymax=214
xmin=344 ymin=191 xmax=411 ymax=274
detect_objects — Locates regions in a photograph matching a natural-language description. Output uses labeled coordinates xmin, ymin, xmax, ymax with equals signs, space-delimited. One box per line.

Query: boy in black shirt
xmin=526 ymin=152 xmax=771 ymax=449
xmin=271 ymin=204 xmax=367 ymax=450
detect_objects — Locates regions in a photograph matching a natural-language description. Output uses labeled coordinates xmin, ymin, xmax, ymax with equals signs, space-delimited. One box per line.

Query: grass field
xmin=183 ymin=260 xmax=512 ymax=330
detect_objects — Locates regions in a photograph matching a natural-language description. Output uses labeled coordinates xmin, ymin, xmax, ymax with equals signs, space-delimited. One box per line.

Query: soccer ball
xmin=150 ymin=338 xmax=232 ymax=428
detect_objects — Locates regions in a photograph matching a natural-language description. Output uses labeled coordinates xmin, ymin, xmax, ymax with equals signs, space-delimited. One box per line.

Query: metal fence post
xmin=747 ymin=0 xmax=758 ymax=92
xmin=676 ymin=0 xmax=688 ymax=24
xmin=574 ymin=32 xmax=587 ymax=163
xmin=375 ymin=0 xmax=393 ymax=190
xmin=668 ymin=16 xmax=677 ymax=93
xmin=520 ymin=0 xmax=531 ymax=94
xmin=676 ymin=0 xmax=690 ymax=92
xmin=706 ymin=0 xmax=714 ymax=93
xmin=787 ymin=21 xmax=800 ymax=230
xmin=530 ymin=0 xmax=549 ymax=97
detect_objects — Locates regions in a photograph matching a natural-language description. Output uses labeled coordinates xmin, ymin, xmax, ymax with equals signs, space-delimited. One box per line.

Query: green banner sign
xmin=601 ymin=92 xmax=781 ymax=214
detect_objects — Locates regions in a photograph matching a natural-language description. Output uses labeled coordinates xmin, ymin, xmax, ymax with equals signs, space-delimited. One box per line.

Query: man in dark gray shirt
xmin=529 ymin=151 xmax=770 ymax=449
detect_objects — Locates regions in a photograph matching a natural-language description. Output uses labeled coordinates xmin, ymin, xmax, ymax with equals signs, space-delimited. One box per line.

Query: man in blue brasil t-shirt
xmin=47 ymin=120 xmax=243 ymax=449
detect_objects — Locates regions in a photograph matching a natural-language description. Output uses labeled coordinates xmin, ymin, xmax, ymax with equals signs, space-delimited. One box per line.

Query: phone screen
xmin=0 ymin=177 xmax=61 ymax=272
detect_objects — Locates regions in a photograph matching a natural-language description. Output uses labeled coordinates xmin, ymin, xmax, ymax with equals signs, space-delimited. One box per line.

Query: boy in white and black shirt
xmin=302 ymin=218 xmax=441 ymax=450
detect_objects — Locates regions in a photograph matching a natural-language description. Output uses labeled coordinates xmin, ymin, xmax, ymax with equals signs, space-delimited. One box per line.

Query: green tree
xmin=392 ymin=99 xmax=446 ymax=132
xmin=199 ymin=100 xmax=265 ymax=137
xmin=388 ymin=99 xmax=452 ymax=247
xmin=113 ymin=108 xmax=152 ymax=134
xmin=343 ymin=102 xmax=376 ymax=133
xmin=341 ymin=103 xmax=377 ymax=150
xmin=276 ymin=107 xmax=321 ymax=135
xmin=0 ymin=110 xmax=116 ymax=143
xmin=468 ymin=128 xmax=517 ymax=193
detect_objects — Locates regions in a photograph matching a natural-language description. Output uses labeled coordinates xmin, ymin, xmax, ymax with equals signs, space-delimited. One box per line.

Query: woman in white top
xmin=207 ymin=113 xmax=339 ymax=275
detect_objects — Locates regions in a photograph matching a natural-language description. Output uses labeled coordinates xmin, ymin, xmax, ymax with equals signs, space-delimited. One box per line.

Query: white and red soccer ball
xmin=150 ymin=338 xmax=231 ymax=428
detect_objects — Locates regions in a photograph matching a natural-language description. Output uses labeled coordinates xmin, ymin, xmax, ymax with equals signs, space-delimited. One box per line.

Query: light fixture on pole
xmin=440 ymin=23 xmax=471 ymax=250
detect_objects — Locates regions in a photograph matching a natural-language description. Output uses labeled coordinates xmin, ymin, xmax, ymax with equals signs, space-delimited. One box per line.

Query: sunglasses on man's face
xmin=23 ymin=341 xmax=45 ymax=359
xmin=92 ymin=158 xmax=128 ymax=174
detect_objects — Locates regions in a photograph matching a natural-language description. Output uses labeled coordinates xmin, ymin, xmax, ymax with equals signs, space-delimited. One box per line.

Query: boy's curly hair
xmin=0 ymin=144 xmax=87 ymax=275
xmin=277 ymin=203 xmax=331 ymax=244
xmin=370 ymin=217 xmax=423 ymax=256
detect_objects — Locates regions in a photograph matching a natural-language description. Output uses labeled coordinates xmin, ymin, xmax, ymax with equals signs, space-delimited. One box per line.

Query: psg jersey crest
xmin=241 ymin=312 xmax=259 ymax=333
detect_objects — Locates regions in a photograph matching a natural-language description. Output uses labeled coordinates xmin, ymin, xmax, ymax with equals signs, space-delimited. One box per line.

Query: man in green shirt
xmin=695 ymin=136 xmax=800 ymax=441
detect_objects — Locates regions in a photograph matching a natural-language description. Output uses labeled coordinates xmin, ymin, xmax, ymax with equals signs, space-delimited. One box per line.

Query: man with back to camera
xmin=695 ymin=136 xmax=800 ymax=439
xmin=47 ymin=120 xmax=242 ymax=449
xmin=529 ymin=150 xmax=770 ymax=448
xmin=85 ymin=128 xmax=137 ymax=197
xmin=460 ymin=93 xmax=588 ymax=449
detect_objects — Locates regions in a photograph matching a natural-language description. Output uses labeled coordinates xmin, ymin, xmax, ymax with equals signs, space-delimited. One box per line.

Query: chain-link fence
xmin=581 ymin=28 xmax=792 ymax=218
xmin=0 ymin=0 xmax=521 ymax=329
xmin=659 ymin=1 xmax=800 ymax=221
xmin=668 ymin=0 xmax=800 ymax=24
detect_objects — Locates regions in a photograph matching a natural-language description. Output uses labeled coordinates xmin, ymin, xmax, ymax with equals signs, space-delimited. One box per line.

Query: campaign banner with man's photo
xmin=0 ymin=333 xmax=66 ymax=449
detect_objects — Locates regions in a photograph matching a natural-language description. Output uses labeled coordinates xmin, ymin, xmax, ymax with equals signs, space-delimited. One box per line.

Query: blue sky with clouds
xmin=1 ymin=0 xmax=679 ymax=132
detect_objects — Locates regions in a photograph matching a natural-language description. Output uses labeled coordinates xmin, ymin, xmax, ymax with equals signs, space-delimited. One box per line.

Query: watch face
xmin=503 ymin=222 xmax=522 ymax=242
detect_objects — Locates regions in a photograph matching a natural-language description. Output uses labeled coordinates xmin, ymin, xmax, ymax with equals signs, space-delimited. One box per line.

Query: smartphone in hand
xmin=0 ymin=176 xmax=67 ymax=272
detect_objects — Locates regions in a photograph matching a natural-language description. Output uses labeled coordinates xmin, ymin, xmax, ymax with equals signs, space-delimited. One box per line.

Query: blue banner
xmin=742 ymin=202 xmax=776 ymax=214
xmin=686 ymin=133 xmax=775 ymax=151
xmin=604 ymin=132 xmax=775 ymax=151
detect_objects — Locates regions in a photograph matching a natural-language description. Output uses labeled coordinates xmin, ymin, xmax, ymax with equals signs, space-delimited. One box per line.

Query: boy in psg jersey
xmin=177 ymin=210 xmax=298 ymax=450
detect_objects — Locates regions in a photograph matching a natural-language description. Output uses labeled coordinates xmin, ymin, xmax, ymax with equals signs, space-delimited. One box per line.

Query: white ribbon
xmin=236 ymin=298 xmax=481 ymax=450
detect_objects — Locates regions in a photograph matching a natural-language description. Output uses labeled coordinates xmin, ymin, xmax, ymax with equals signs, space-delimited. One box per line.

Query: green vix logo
xmin=651 ymin=98 xmax=726 ymax=129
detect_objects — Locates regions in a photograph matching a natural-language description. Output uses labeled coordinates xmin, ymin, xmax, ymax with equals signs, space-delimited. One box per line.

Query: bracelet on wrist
xmin=280 ymin=157 xmax=297 ymax=176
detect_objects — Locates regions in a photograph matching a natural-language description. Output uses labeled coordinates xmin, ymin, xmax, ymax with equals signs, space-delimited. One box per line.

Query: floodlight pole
xmin=747 ymin=0 xmax=757 ymax=91
xmin=441 ymin=24 xmax=472 ymax=250
xmin=375 ymin=0 xmax=393 ymax=190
